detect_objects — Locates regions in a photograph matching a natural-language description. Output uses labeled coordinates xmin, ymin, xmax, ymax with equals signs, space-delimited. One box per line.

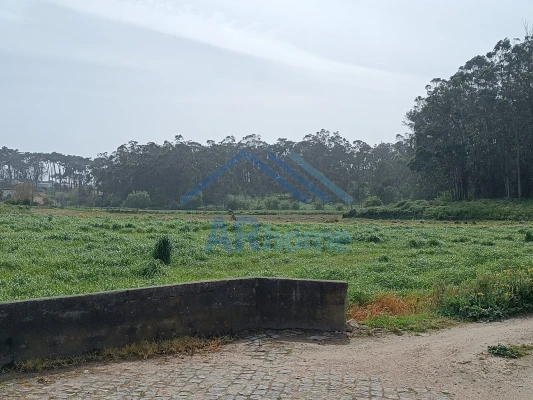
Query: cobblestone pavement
xmin=1 ymin=332 xmax=454 ymax=400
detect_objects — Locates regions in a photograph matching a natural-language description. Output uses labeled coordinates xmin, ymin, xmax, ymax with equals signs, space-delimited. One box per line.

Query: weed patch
xmin=349 ymin=292 xmax=431 ymax=320
xmin=1 ymin=336 xmax=227 ymax=373
xmin=488 ymin=343 xmax=533 ymax=358
xmin=435 ymin=269 xmax=533 ymax=321
xmin=360 ymin=313 xmax=455 ymax=334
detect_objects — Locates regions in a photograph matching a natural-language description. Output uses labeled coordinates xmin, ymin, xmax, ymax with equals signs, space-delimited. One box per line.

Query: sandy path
xmin=311 ymin=317 xmax=533 ymax=399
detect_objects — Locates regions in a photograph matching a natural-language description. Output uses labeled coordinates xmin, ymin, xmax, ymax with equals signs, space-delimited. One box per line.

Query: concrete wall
xmin=0 ymin=277 xmax=347 ymax=368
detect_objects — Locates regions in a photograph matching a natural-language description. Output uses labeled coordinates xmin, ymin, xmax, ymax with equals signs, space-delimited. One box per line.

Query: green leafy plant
xmin=487 ymin=343 xmax=533 ymax=358
xmin=488 ymin=344 xmax=518 ymax=358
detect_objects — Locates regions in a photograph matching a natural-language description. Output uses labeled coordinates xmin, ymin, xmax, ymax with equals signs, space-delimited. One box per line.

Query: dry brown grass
xmin=349 ymin=292 xmax=432 ymax=321
xmin=2 ymin=336 xmax=230 ymax=374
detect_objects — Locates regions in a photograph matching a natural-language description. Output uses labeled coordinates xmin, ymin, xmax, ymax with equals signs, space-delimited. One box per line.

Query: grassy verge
xmin=349 ymin=292 xmax=456 ymax=333
xmin=350 ymin=266 xmax=533 ymax=333
xmin=359 ymin=312 xmax=456 ymax=334
xmin=1 ymin=336 xmax=228 ymax=374
xmin=435 ymin=268 xmax=533 ymax=321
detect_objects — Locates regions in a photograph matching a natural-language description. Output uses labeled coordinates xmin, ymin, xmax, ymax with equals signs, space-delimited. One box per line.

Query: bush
xmin=525 ymin=230 xmax=533 ymax=242
xmin=436 ymin=269 xmax=533 ymax=321
xmin=362 ymin=196 xmax=383 ymax=207
xmin=152 ymin=235 xmax=172 ymax=265
xmin=123 ymin=191 xmax=152 ymax=209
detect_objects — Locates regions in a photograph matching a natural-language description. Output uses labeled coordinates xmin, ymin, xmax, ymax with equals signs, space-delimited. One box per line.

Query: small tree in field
xmin=122 ymin=191 xmax=151 ymax=209
xmin=362 ymin=196 xmax=383 ymax=207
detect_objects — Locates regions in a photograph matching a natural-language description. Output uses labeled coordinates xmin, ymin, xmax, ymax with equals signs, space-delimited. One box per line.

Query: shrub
xmin=123 ymin=191 xmax=152 ymax=209
xmin=525 ymin=230 xmax=533 ymax=242
xmin=362 ymin=196 xmax=383 ymax=208
xmin=436 ymin=269 xmax=533 ymax=321
xmin=152 ymin=235 xmax=172 ymax=265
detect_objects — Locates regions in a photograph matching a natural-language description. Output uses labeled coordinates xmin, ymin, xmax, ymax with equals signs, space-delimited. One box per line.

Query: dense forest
xmin=407 ymin=34 xmax=533 ymax=200
xmin=1 ymin=34 xmax=532 ymax=209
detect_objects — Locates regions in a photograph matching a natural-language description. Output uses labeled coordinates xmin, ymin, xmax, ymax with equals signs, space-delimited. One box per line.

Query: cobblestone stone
xmin=1 ymin=333 xmax=453 ymax=399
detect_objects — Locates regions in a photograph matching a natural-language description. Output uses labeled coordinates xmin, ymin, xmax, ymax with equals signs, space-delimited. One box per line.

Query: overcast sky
xmin=0 ymin=0 xmax=531 ymax=157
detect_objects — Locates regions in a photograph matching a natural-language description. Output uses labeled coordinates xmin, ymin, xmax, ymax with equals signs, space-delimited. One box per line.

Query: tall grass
xmin=435 ymin=268 xmax=533 ymax=321
xmin=153 ymin=236 xmax=172 ymax=265
xmin=1 ymin=211 xmax=532 ymax=321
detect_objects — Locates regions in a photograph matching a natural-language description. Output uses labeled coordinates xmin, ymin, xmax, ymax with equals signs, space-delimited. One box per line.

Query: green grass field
xmin=1 ymin=208 xmax=532 ymax=312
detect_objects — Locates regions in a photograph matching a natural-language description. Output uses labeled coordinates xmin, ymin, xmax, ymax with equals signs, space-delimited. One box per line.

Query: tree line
xmin=1 ymin=33 xmax=532 ymax=208
xmin=406 ymin=32 xmax=533 ymax=200
xmin=88 ymin=132 xmax=416 ymax=208
xmin=0 ymin=147 xmax=92 ymax=189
